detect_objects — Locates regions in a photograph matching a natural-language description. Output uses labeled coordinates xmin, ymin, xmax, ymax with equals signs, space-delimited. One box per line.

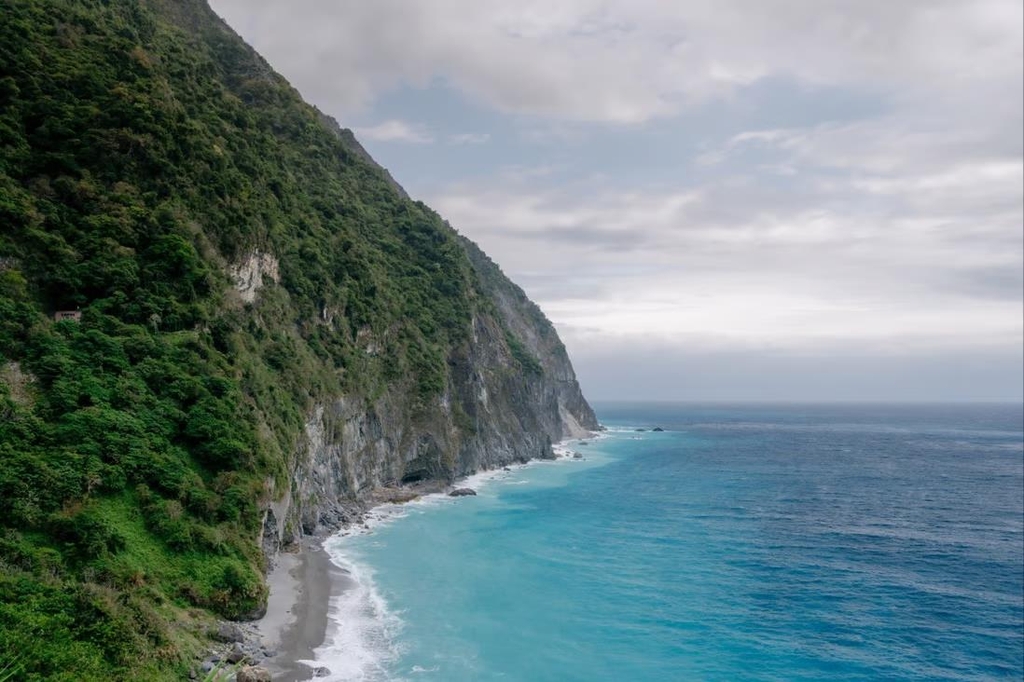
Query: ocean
xmin=314 ymin=403 xmax=1024 ymax=681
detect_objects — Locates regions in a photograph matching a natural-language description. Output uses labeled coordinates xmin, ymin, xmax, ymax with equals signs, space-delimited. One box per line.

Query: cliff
xmin=0 ymin=0 xmax=596 ymax=679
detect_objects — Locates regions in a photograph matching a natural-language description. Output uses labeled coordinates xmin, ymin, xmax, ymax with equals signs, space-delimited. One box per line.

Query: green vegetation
xmin=0 ymin=0 xmax=534 ymax=678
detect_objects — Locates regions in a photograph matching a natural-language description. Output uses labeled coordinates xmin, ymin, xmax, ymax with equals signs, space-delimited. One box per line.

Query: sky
xmin=209 ymin=0 xmax=1023 ymax=402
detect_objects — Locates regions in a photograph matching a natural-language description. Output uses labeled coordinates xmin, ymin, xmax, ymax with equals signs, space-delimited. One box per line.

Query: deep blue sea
xmin=316 ymin=403 xmax=1024 ymax=681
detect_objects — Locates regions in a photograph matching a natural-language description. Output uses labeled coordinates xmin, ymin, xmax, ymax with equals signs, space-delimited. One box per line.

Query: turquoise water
xmin=317 ymin=404 xmax=1024 ymax=681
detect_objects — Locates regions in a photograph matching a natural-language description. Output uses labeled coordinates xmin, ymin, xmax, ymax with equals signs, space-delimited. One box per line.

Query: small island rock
xmin=448 ymin=488 xmax=477 ymax=497
xmin=652 ymin=427 xmax=665 ymax=432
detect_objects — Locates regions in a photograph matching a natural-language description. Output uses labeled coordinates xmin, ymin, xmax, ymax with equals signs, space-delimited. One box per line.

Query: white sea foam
xmin=312 ymin=539 xmax=403 ymax=681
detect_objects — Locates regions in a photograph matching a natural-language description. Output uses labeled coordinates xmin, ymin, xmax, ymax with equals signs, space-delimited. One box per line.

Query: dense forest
xmin=0 ymin=0 xmax=567 ymax=678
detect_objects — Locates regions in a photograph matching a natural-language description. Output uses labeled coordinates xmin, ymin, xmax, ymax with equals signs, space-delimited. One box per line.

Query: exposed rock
xmin=635 ymin=428 xmax=646 ymax=432
xmin=213 ymin=623 xmax=244 ymax=643
xmin=572 ymin=452 xmax=584 ymax=459
xmin=230 ymin=251 xmax=279 ymax=303
xmin=652 ymin=427 xmax=665 ymax=432
xmin=448 ymin=488 xmax=477 ymax=497
xmin=313 ymin=667 xmax=331 ymax=677
xmin=226 ymin=644 xmax=248 ymax=664
xmin=237 ymin=666 xmax=273 ymax=682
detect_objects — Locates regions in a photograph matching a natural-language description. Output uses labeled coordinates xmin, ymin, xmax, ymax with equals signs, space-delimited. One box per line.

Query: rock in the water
xmin=213 ymin=623 xmax=245 ymax=643
xmin=313 ymin=667 xmax=331 ymax=677
xmin=448 ymin=488 xmax=477 ymax=497
xmin=572 ymin=452 xmax=584 ymax=459
xmin=236 ymin=666 xmax=273 ymax=682
xmin=652 ymin=427 xmax=664 ymax=432
xmin=634 ymin=428 xmax=646 ymax=432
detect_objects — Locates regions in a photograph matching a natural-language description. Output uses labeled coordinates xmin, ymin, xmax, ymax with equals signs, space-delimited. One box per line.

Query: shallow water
xmin=315 ymin=403 xmax=1024 ymax=681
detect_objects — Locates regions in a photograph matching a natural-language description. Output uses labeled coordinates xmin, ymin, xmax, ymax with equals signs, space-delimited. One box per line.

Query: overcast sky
xmin=210 ymin=0 xmax=1023 ymax=402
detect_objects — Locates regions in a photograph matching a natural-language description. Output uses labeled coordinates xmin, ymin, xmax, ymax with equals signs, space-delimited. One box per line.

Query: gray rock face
xmin=448 ymin=488 xmax=477 ymax=497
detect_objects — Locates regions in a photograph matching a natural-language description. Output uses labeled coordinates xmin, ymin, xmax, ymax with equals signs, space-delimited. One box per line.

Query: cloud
xmin=448 ymin=132 xmax=490 ymax=145
xmin=209 ymin=0 xmax=1022 ymax=124
xmin=353 ymin=119 xmax=434 ymax=143
xmin=431 ymin=163 xmax=1022 ymax=353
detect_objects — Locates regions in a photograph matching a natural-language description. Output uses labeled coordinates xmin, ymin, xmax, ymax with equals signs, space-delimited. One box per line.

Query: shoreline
xmin=255 ymin=435 xmax=600 ymax=680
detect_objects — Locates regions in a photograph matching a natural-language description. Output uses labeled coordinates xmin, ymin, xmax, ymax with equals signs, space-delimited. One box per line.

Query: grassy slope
xmin=0 ymin=0 xmax=528 ymax=677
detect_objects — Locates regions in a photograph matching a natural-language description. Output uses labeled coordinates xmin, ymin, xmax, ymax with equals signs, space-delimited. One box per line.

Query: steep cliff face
xmin=0 ymin=0 xmax=595 ymax=677
xmin=268 ymin=201 xmax=599 ymax=546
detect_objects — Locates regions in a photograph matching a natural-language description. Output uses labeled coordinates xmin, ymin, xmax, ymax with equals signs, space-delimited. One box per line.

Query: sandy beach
xmin=258 ymin=540 xmax=350 ymax=682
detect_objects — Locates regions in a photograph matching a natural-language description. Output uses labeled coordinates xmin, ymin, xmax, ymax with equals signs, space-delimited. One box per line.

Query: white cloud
xmin=448 ymin=132 xmax=491 ymax=145
xmin=353 ymin=119 xmax=434 ymax=144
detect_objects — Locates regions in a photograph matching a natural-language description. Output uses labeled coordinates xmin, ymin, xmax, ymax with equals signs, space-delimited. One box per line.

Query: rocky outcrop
xmin=448 ymin=488 xmax=477 ymax=497
xmin=230 ymin=251 xmax=280 ymax=303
